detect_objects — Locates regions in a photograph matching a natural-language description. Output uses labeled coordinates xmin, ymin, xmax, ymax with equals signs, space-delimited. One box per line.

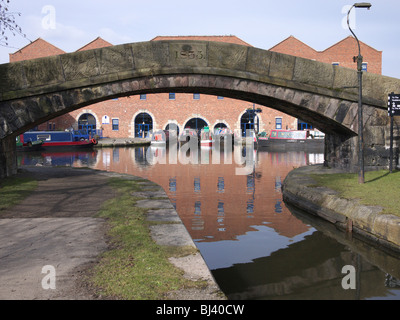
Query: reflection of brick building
xmin=77 ymin=146 xmax=314 ymax=241
xmin=9 ymin=35 xmax=382 ymax=137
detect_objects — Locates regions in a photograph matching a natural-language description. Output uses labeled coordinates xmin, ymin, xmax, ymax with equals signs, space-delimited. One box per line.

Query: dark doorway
xmin=135 ymin=112 xmax=153 ymax=137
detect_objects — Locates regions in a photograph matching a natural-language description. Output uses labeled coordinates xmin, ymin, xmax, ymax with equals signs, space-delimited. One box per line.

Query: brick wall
xmin=270 ymin=35 xmax=382 ymax=74
xmin=9 ymin=38 xmax=65 ymax=62
xmin=62 ymin=93 xmax=297 ymax=138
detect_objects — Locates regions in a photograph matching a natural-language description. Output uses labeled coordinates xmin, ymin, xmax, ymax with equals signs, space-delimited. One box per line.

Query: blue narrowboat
xmin=22 ymin=129 xmax=98 ymax=150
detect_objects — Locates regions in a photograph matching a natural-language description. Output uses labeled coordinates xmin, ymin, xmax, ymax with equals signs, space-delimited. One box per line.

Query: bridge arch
xmin=0 ymin=40 xmax=399 ymax=177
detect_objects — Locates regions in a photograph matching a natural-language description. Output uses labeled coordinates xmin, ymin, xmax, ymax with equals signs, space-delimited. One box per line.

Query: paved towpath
xmin=0 ymin=166 xmax=223 ymax=300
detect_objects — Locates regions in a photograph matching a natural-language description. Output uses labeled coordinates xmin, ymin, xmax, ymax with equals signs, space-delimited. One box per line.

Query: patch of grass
xmin=310 ymin=169 xmax=400 ymax=216
xmin=88 ymin=178 xmax=202 ymax=300
xmin=0 ymin=175 xmax=37 ymax=211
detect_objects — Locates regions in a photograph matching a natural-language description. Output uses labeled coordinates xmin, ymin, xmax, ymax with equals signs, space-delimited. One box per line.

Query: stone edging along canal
xmin=102 ymin=171 xmax=226 ymax=300
xmin=282 ymin=164 xmax=400 ymax=254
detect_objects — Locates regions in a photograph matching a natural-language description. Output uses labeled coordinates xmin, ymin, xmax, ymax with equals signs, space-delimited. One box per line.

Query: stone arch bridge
xmin=0 ymin=40 xmax=399 ymax=177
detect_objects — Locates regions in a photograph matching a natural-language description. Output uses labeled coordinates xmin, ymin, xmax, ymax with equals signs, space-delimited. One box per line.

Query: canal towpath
xmin=0 ymin=166 xmax=224 ymax=300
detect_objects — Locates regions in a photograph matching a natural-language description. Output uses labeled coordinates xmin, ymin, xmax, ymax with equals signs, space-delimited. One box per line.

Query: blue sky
xmin=2 ymin=0 xmax=400 ymax=78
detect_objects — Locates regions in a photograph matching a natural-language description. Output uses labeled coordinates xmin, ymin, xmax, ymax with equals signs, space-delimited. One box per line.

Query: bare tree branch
xmin=0 ymin=0 xmax=26 ymax=47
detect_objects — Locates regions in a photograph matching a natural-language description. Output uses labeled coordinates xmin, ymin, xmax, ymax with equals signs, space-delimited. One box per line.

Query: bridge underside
xmin=0 ymin=73 xmax=397 ymax=178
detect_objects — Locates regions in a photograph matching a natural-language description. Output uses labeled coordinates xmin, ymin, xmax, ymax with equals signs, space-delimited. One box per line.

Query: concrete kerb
xmin=99 ymin=170 xmax=226 ymax=300
xmin=282 ymin=164 xmax=400 ymax=253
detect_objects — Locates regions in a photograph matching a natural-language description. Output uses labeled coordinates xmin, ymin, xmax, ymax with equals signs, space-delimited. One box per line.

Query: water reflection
xmin=17 ymin=145 xmax=400 ymax=300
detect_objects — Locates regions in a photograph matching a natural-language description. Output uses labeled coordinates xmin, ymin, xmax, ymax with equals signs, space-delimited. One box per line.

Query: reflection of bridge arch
xmin=0 ymin=40 xmax=398 ymax=177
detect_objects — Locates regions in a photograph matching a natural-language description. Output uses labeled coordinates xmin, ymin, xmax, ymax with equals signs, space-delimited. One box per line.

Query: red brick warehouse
xmin=9 ymin=35 xmax=382 ymax=138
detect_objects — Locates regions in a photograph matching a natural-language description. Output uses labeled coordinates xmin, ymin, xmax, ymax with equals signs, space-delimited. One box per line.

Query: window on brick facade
xmin=193 ymin=93 xmax=200 ymax=100
xmin=275 ymin=117 xmax=282 ymax=130
xmin=112 ymin=119 xmax=119 ymax=131
xmin=140 ymin=94 xmax=146 ymax=100
xmin=169 ymin=93 xmax=175 ymax=100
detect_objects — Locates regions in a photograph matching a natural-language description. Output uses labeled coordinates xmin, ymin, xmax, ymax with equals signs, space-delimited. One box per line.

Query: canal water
xmin=18 ymin=144 xmax=400 ymax=300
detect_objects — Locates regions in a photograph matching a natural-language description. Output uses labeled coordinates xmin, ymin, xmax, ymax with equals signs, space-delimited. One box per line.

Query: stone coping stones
xmin=282 ymin=164 xmax=400 ymax=253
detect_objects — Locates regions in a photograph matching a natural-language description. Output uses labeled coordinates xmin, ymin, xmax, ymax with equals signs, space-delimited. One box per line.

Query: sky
xmin=1 ymin=0 xmax=400 ymax=78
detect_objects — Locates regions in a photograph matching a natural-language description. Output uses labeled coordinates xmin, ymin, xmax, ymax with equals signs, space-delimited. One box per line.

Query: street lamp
xmin=347 ymin=2 xmax=371 ymax=184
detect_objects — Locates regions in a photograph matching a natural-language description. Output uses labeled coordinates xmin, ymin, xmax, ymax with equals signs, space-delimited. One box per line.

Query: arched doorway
xmin=78 ymin=113 xmax=96 ymax=137
xmin=134 ymin=112 xmax=153 ymax=138
xmin=184 ymin=118 xmax=208 ymax=133
xmin=213 ymin=122 xmax=228 ymax=133
xmin=240 ymin=110 xmax=259 ymax=137
xmin=165 ymin=123 xmax=180 ymax=136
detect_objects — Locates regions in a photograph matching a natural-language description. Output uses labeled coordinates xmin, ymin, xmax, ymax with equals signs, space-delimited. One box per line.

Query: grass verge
xmin=87 ymin=177 xmax=203 ymax=300
xmin=0 ymin=174 xmax=37 ymax=211
xmin=310 ymin=169 xmax=400 ymax=217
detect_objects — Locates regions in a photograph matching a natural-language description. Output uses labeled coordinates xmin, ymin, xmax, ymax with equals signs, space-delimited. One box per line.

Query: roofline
xmin=75 ymin=36 xmax=113 ymax=51
xmin=321 ymin=35 xmax=382 ymax=53
xmin=10 ymin=37 xmax=66 ymax=55
xmin=269 ymin=35 xmax=317 ymax=52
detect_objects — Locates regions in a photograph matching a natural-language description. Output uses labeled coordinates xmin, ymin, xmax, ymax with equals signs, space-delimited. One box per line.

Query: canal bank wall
xmin=95 ymin=137 xmax=150 ymax=148
xmin=282 ymin=164 xmax=400 ymax=254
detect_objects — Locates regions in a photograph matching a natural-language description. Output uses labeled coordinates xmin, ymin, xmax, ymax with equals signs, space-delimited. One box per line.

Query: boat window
xmin=37 ymin=134 xmax=51 ymax=141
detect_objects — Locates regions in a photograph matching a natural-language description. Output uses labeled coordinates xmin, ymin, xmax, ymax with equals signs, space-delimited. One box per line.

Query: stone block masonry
xmin=282 ymin=165 xmax=400 ymax=253
xmin=0 ymin=36 xmax=398 ymax=177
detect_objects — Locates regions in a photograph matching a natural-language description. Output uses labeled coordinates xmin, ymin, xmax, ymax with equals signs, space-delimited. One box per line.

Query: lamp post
xmin=347 ymin=2 xmax=371 ymax=184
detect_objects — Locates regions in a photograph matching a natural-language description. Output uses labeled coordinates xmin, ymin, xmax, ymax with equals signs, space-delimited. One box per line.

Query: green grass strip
xmin=88 ymin=178 xmax=201 ymax=300
xmin=310 ymin=169 xmax=400 ymax=217
xmin=0 ymin=175 xmax=37 ymax=211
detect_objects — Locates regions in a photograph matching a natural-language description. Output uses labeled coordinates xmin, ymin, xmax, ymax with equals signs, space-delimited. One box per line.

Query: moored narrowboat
xmin=179 ymin=128 xmax=198 ymax=146
xmin=150 ymin=130 xmax=169 ymax=146
xmin=22 ymin=130 xmax=98 ymax=150
xmin=200 ymin=127 xmax=213 ymax=147
xmin=257 ymin=129 xmax=325 ymax=150
xmin=16 ymin=134 xmax=44 ymax=152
